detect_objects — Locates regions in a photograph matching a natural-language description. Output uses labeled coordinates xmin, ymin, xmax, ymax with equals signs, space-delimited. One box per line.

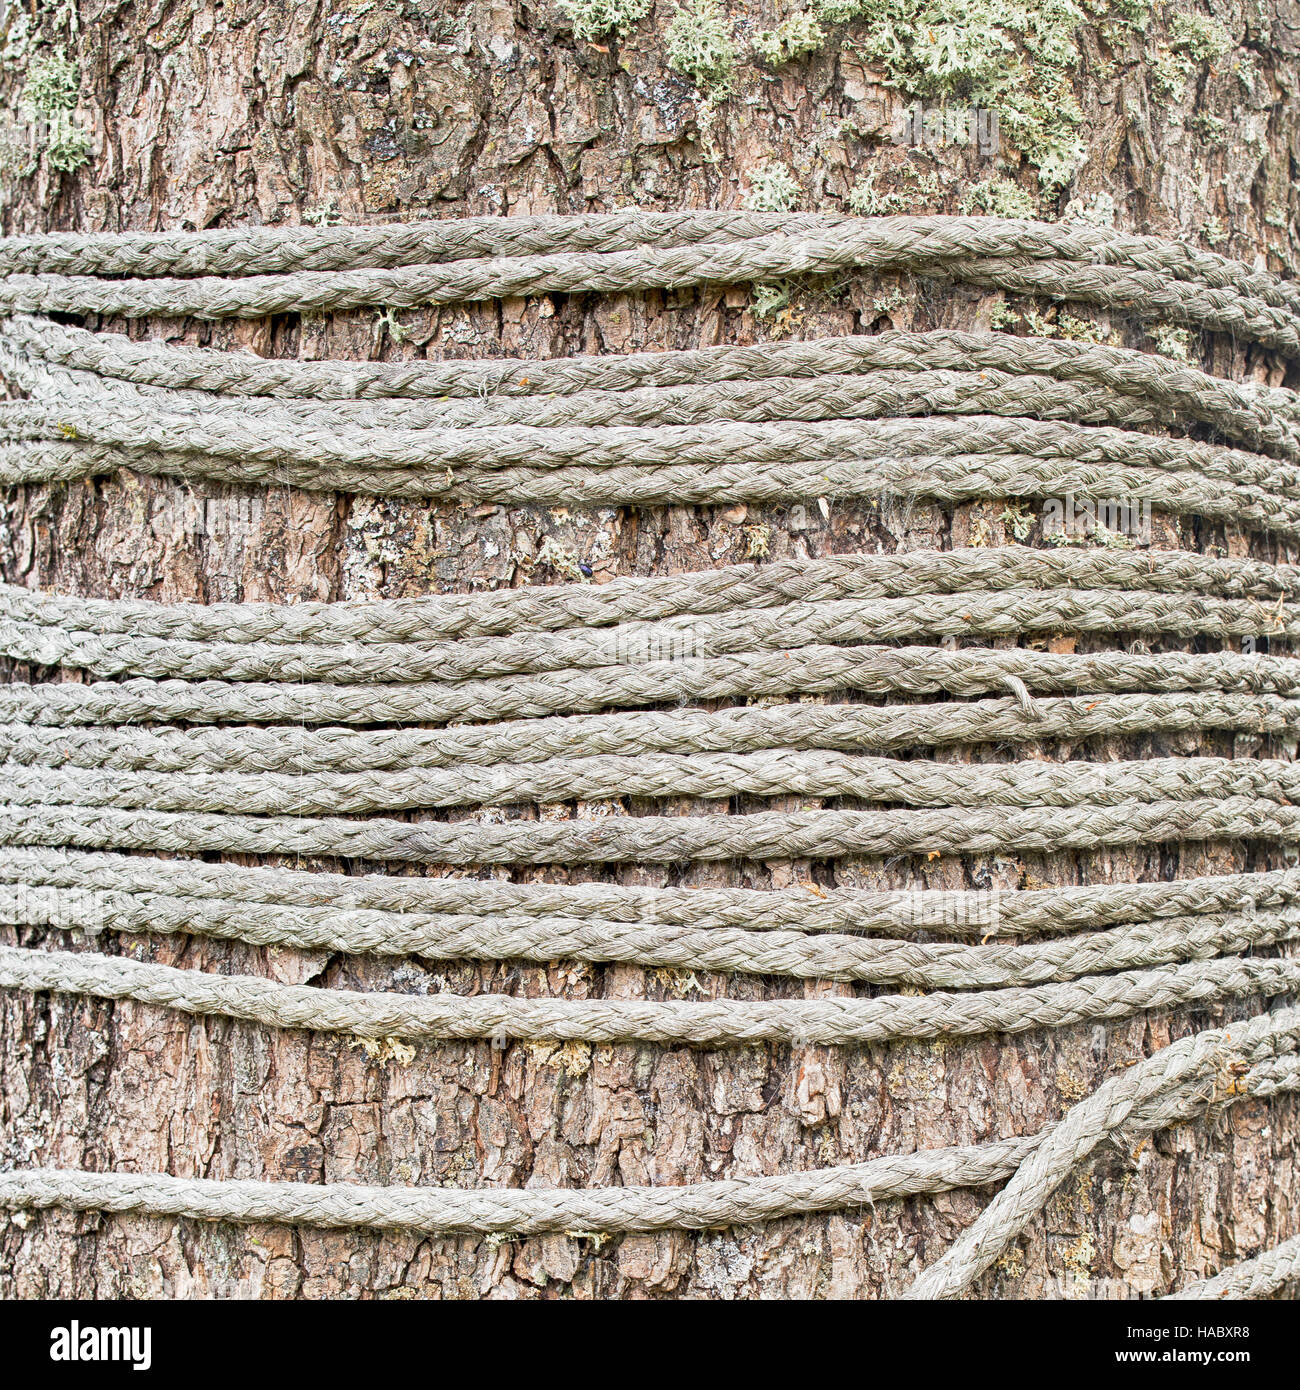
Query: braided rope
xmin=12 ymin=356 xmax=1300 ymax=480
xmin=0 ymin=1035 xmax=1293 ymax=1239
xmin=8 ymin=316 xmax=1300 ymax=520
xmin=9 ymin=755 xmax=1300 ymax=818
xmin=2 ymin=219 xmax=1297 ymax=525
xmin=5 ymin=883 xmax=1296 ymax=988
xmin=6 ymin=797 xmax=1300 ymax=865
xmin=9 ymin=365 xmax=1300 ymax=520
xmin=8 ymin=385 xmax=1298 ymax=487
xmin=0 ymin=212 xmax=850 ymax=277
xmin=4 ymin=847 xmax=1295 ymax=939
xmin=8 ymin=321 xmax=1298 ymax=463
xmin=4 ymin=216 xmax=1294 ymax=313
xmin=10 ymin=309 xmax=1299 ymax=480
xmin=4 ymin=212 xmax=1300 ymax=1292
xmin=1163 ymin=1234 xmax=1300 ymax=1300
xmin=3 ymin=690 xmax=1297 ymax=774
xmin=3 ymin=647 xmax=1297 ymax=730
xmin=904 ymin=1004 xmax=1300 ymax=1298
xmin=12 ymin=436 xmax=1299 ymax=524
xmin=3 ymin=943 xmax=1298 ymax=1046
xmin=1 ymin=219 xmax=1298 ymax=355
xmin=0 ymin=355 xmax=1196 ymax=440
xmin=6 ymin=589 xmax=1292 ymax=684
xmin=3 ymin=363 xmax=1273 ymax=457
xmin=10 ymin=314 xmax=1298 ymax=420
xmin=4 ymin=546 xmax=1297 ymax=646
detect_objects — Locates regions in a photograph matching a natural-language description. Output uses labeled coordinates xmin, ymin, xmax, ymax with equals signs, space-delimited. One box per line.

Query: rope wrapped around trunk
xmin=2 ymin=212 xmax=1298 ymax=1301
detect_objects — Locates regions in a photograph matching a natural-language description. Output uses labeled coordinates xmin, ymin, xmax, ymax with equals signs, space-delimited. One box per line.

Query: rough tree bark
xmin=1 ymin=0 xmax=1298 ymax=1299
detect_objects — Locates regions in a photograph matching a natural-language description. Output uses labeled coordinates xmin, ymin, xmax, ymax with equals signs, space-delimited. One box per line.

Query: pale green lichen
xmin=848 ymin=167 xmax=944 ymax=215
xmin=0 ymin=121 xmax=35 ymax=180
xmin=753 ymin=12 xmax=826 ymax=65
xmin=1000 ymin=501 xmax=1036 ymax=539
xmin=814 ymin=0 xmax=1087 ymax=192
xmin=1189 ymin=111 xmax=1229 ymax=143
xmin=350 ymin=1036 xmax=417 ymax=1066
xmin=989 ymin=298 xmax=1019 ymax=330
xmin=1170 ymin=12 xmax=1231 ymax=61
xmin=872 ymin=286 xmax=908 ymax=315
xmin=526 ymin=1039 xmax=594 ymax=1075
xmin=742 ymin=521 xmax=773 ymax=557
xmin=651 ymin=967 xmax=704 ymax=996
xmin=750 ymin=274 xmax=851 ymax=326
xmin=1085 ymin=0 xmax=1150 ymax=44
xmin=43 ymin=110 xmax=91 ymax=171
xmin=303 ymin=200 xmax=342 ymax=227
xmin=1152 ymin=323 xmax=1194 ymax=361
xmin=22 ymin=51 xmax=78 ymax=113
xmin=564 ymin=1229 xmax=615 ymax=1248
xmin=745 ymin=161 xmax=799 ymax=210
xmin=1024 ymin=306 xmax=1108 ymax=341
xmin=958 ymin=175 xmax=1037 ymax=217
xmin=994 ymin=302 xmax=1110 ymax=341
xmin=1052 ymin=312 xmax=1110 ymax=342
xmin=557 ymin=0 xmax=652 ymax=42
xmin=535 ymin=534 xmax=588 ymax=580
xmin=1154 ymin=13 xmax=1232 ymax=97
xmin=17 ymin=49 xmax=92 ymax=173
xmin=1069 ymin=190 xmax=1116 ymax=227
xmin=372 ymin=306 xmax=410 ymax=345
xmin=0 ymin=6 xmax=35 ymax=70
xmin=848 ymin=171 xmax=907 ymax=216
xmin=666 ymin=0 xmax=737 ymax=93
xmin=751 ymin=282 xmax=792 ymax=319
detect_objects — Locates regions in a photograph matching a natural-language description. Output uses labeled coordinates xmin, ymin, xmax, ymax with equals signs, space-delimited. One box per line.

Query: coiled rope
xmin=5 ymin=887 xmax=1294 ymax=989
xmin=6 ymin=331 xmax=1300 ymax=515
xmin=0 ymin=213 xmax=1291 ymax=301
xmin=3 ymin=646 xmax=1299 ymax=730
xmin=2 ymin=212 xmax=1299 ymax=1299
xmin=4 ymin=546 xmax=1297 ymax=642
xmin=13 ymin=755 xmax=1300 ymax=817
xmin=2 ymin=689 xmax=1297 ymax=771
xmin=7 ymin=588 xmax=1294 ymax=682
xmin=6 ymin=318 xmax=1297 ymax=451
xmin=9 ymin=798 xmax=1300 ymax=865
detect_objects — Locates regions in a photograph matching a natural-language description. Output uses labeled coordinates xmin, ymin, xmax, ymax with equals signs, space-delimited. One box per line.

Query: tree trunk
xmin=1 ymin=0 xmax=1298 ymax=1299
